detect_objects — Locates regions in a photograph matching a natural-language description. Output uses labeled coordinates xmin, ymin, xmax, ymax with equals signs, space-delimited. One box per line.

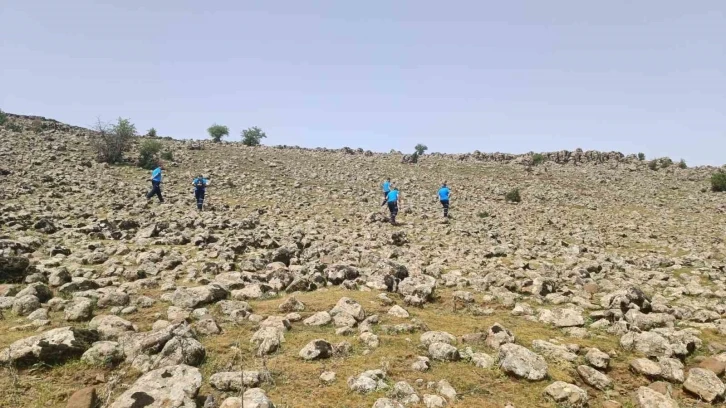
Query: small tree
xmin=505 ymin=188 xmax=521 ymax=203
xmin=532 ymin=153 xmax=545 ymax=166
xmin=92 ymin=117 xmax=136 ymax=164
xmin=648 ymin=160 xmax=657 ymax=171
xmin=414 ymin=144 xmax=428 ymax=156
xmin=147 ymin=128 xmax=157 ymax=137
xmin=207 ymin=124 xmax=229 ymax=143
xmin=637 ymin=152 xmax=646 ymax=161
xmin=0 ymin=109 xmax=7 ymax=126
xmin=138 ymin=140 xmax=162 ymax=170
xmin=711 ymin=172 xmax=726 ymax=192
xmin=678 ymin=159 xmax=687 ymax=169
xmin=242 ymin=126 xmax=267 ymax=146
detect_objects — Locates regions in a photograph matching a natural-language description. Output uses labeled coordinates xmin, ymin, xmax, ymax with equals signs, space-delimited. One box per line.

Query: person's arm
xmin=205 ymin=180 xmax=211 ymax=187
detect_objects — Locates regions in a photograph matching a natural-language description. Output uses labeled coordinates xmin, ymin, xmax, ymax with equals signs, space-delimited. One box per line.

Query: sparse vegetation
xmin=5 ymin=123 xmax=22 ymax=133
xmin=678 ymin=159 xmax=687 ymax=169
xmin=477 ymin=211 xmax=490 ymax=218
xmin=637 ymin=152 xmax=645 ymax=161
xmin=147 ymin=128 xmax=157 ymax=137
xmin=92 ymin=117 xmax=136 ymax=164
xmin=207 ymin=124 xmax=229 ymax=143
xmin=160 ymin=149 xmax=174 ymax=161
xmin=242 ymin=126 xmax=267 ymax=146
xmin=0 ymin=109 xmax=6 ymax=126
xmin=505 ymin=188 xmax=521 ymax=203
xmin=138 ymin=139 xmax=163 ymax=170
xmin=414 ymin=144 xmax=428 ymax=156
xmin=30 ymin=120 xmax=44 ymax=134
xmin=648 ymin=160 xmax=657 ymax=171
xmin=712 ymin=172 xmax=726 ymax=192
xmin=532 ymin=153 xmax=545 ymax=166
xmin=661 ymin=157 xmax=673 ymax=168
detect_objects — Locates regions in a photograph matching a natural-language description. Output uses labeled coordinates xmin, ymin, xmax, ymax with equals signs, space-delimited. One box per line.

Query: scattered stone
xmin=109 ymin=364 xmax=201 ymax=408
xmin=498 ymin=343 xmax=548 ymax=381
xmin=543 ymin=381 xmax=588 ymax=408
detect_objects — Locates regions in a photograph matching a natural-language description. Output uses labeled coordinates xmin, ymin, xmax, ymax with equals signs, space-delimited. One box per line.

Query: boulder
xmin=66 ymin=387 xmax=98 ymax=408
xmin=635 ymin=386 xmax=679 ymax=408
xmin=577 ymin=365 xmax=612 ymax=390
xmin=209 ymin=371 xmax=262 ymax=391
xmin=543 ymin=381 xmax=588 ymax=408
xmin=89 ymin=315 xmax=135 ymax=340
xmin=498 ymin=343 xmax=548 ymax=381
xmin=81 ymin=341 xmax=125 ymax=365
xmin=0 ymin=327 xmax=98 ymax=366
xmin=304 ymin=311 xmax=332 ymax=326
xmin=109 ymin=364 xmax=202 ymax=408
xmin=299 ymin=339 xmax=333 ymax=361
xmin=0 ymin=256 xmax=30 ymax=283
xmin=429 ymin=342 xmax=460 ymax=361
xmin=682 ymin=367 xmax=725 ymax=402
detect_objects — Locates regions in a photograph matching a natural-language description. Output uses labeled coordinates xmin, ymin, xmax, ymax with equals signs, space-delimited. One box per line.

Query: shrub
xmin=147 ymin=128 xmax=157 ymax=137
xmin=678 ymin=159 xmax=687 ymax=169
xmin=414 ymin=144 xmax=428 ymax=156
xmin=532 ymin=153 xmax=545 ymax=166
xmin=648 ymin=160 xmax=657 ymax=171
xmin=0 ymin=109 xmax=6 ymax=126
xmin=92 ymin=117 xmax=136 ymax=164
xmin=160 ymin=150 xmax=174 ymax=161
xmin=5 ymin=123 xmax=22 ymax=132
xmin=242 ymin=126 xmax=267 ymax=146
xmin=138 ymin=139 xmax=162 ymax=170
xmin=661 ymin=157 xmax=673 ymax=168
xmin=207 ymin=124 xmax=229 ymax=143
xmin=712 ymin=172 xmax=726 ymax=192
xmin=637 ymin=152 xmax=645 ymax=161
xmin=505 ymin=188 xmax=521 ymax=203
xmin=30 ymin=120 xmax=44 ymax=134
xmin=477 ymin=211 xmax=490 ymax=218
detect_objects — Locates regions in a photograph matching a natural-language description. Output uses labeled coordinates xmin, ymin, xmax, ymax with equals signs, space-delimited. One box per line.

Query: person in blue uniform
xmin=192 ymin=175 xmax=210 ymax=210
xmin=438 ymin=182 xmax=451 ymax=218
xmin=381 ymin=178 xmax=391 ymax=206
xmin=146 ymin=164 xmax=164 ymax=203
xmin=382 ymin=186 xmax=402 ymax=225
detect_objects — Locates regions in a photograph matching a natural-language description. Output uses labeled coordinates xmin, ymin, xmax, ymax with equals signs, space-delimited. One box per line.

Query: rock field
xmin=0 ymin=113 xmax=725 ymax=408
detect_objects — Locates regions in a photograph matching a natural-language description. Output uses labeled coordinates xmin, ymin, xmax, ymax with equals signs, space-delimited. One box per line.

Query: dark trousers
xmin=381 ymin=191 xmax=390 ymax=206
xmin=195 ymin=189 xmax=206 ymax=210
xmin=146 ymin=181 xmax=163 ymax=202
xmin=387 ymin=201 xmax=399 ymax=224
xmin=440 ymin=199 xmax=449 ymax=217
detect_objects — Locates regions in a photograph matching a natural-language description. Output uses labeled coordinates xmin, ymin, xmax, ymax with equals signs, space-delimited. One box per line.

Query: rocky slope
xmin=0 ymin=113 xmax=725 ymax=408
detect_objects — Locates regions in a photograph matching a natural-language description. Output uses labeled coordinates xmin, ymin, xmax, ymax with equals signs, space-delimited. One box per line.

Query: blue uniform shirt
xmin=438 ymin=187 xmax=450 ymax=200
xmin=151 ymin=167 xmax=162 ymax=183
xmin=193 ymin=178 xmax=208 ymax=191
xmin=382 ymin=181 xmax=390 ymax=192
xmin=387 ymin=190 xmax=399 ymax=202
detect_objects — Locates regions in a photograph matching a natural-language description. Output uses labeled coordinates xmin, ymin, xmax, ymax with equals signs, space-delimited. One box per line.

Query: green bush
xmin=712 ymin=172 xmax=726 ymax=192
xmin=160 ymin=150 xmax=174 ymax=161
xmin=207 ymin=124 xmax=229 ymax=143
xmin=505 ymin=188 xmax=521 ymax=203
xmin=92 ymin=118 xmax=136 ymax=164
xmin=5 ymin=122 xmax=22 ymax=133
xmin=477 ymin=211 xmax=490 ymax=218
xmin=532 ymin=153 xmax=545 ymax=166
xmin=637 ymin=152 xmax=645 ymax=161
xmin=414 ymin=144 xmax=428 ymax=156
xmin=147 ymin=128 xmax=157 ymax=137
xmin=648 ymin=160 xmax=657 ymax=171
xmin=678 ymin=159 xmax=687 ymax=169
xmin=242 ymin=126 xmax=267 ymax=146
xmin=661 ymin=157 xmax=673 ymax=168
xmin=138 ymin=139 xmax=162 ymax=170
xmin=0 ymin=109 xmax=7 ymax=126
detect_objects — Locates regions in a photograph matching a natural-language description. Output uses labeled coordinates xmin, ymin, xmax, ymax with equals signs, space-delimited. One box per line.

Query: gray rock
xmin=422 ymin=394 xmax=447 ymax=408
xmin=65 ymin=297 xmax=94 ymax=321
xmin=532 ymin=340 xmax=578 ymax=362
xmin=299 ymin=339 xmax=333 ymax=360
xmin=209 ymin=371 xmax=262 ymax=391
xmin=303 ymin=311 xmax=332 ymax=326
xmin=89 ymin=315 xmax=135 ymax=340
xmin=420 ymin=331 xmax=456 ymax=347
xmin=577 ymin=365 xmax=612 ymax=390
xmin=635 ymin=386 xmax=679 ymax=408
xmin=12 ymin=294 xmax=40 ymax=316
xmin=682 ymin=367 xmax=725 ymax=402
xmin=428 ymin=342 xmax=460 ymax=361
xmin=171 ymin=284 xmax=227 ymax=309
xmin=348 ymin=369 xmax=387 ymax=394
xmin=0 ymin=327 xmax=98 ymax=365
xmin=278 ymin=296 xmax=305 ymax=312
xmin=543 ymin=381 xmax=588 ymax=408
xmin=373 ymin=398 xmax=405 ymax=408
xmin=109 ymin=364 xmax=202 ymax=408
xmin=658 ymin=357 xmax=685 ymax=383
xmin=387 ymin=305 xmax=410 ymax=318
xmin=486 ymin=323 xmax=515 ymax=349
xmin=152 ymin=336 xmax=205 ymax=369
xmin=630 ymin=358 xmax=663 ymax=378
xmin=411 ymin=356 xmax=431 ymax=371
xmin=81 ymin=341 xmax=125 ymax=365
xmin=251 ymin=327 xmax=284 ymax=356
xmin=584 ymin=348 xmax=610 ymax=370
xmin=320 ymin=371 xmax=336 ymax=385
xmin=330 ymin=297 xmax=365 ymax=321
xmin=0 ymin=256 xmax=30 ymax=283
xmin=498 ymin=343 xmax=548 ymax=381
xmin=620 ymin=331 xmax=673 ymax=358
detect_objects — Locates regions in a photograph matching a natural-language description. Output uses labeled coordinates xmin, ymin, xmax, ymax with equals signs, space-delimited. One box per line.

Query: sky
xmin=1 ymin=1 xmax=725 ymax=165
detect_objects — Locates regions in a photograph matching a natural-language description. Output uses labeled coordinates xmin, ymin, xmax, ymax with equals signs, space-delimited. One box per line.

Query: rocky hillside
xmin=0 ymin=113 xmax=725 ymax=408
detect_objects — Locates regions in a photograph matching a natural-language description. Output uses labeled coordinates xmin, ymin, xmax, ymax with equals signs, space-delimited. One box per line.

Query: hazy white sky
xmin=1 ymin=1 xmax=724 ymax=164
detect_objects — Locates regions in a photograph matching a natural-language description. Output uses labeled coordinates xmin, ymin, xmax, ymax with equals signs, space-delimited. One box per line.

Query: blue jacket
xmin=193 ymin=178 xmax=208 ymax=191
xmin=387 ymin=190 xmax=399 ymax=203
xmin=438 ymin=187 xmax=450 ymax=200
xmin=151 ymin=167 xmax=162 ymax=183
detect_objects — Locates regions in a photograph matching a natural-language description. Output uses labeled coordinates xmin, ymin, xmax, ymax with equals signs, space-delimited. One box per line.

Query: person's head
xmin=442 ymin=181 xmax=447 ymax=187
xmin=158 ymin=162 xmax=164 ymax=170
xmin=197 ymin=174 xmax=203 ymax=180
xmin=386 ymin=177 xmax=390 ymax=182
